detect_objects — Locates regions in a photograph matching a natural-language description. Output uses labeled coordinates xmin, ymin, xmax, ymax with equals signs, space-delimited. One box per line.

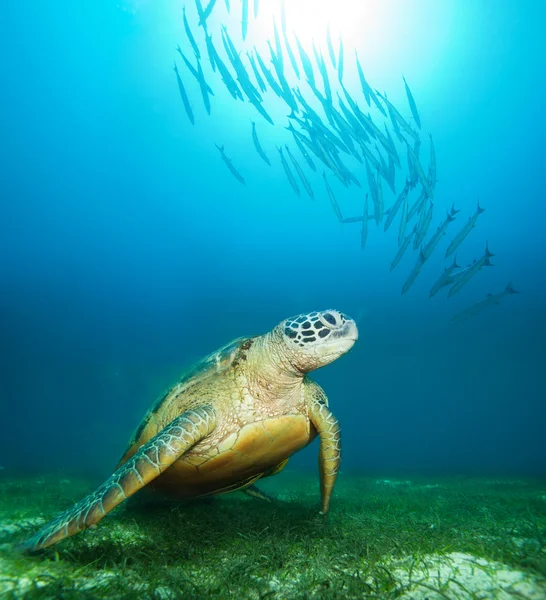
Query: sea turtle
xmin=22 ymin=309 xmax=357 ymax=551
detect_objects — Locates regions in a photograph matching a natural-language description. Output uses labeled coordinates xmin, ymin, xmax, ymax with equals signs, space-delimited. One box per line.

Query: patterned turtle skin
xmin=22 ymin=310 xmax=358 ymax=551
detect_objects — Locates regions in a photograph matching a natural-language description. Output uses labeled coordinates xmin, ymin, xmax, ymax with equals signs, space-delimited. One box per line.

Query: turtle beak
xmin=343 ymin=319 xmax=358 ymax=343
xmin=329 ymin=318 xmax=358 ymax=344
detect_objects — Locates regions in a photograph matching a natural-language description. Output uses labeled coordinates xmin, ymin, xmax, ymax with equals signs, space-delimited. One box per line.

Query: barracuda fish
xmin=326 ymin=25 xmax=336 ymax=68
xmin=209 ymin=41 xmax=244 ymax=100
xmin=397 ymin=187 xmax=408 ymax=245
xmin=316 ymin=50 xmax=332 ymax=102
xmin=195 ymin=0 xmax=206 ymax=30
xmin=294 ymin=34 xmax=315 ymax=88
xmin=406 ymin=142 xmax=434 ymax=199
xmin=204 ymin=33 xmax=217 ymax=73
xmin=176 ymin=47 xmax=215 ymax=97
xmin=402 ymin=76 xmax=421 ymax=129
xmin=312 ymin=88 xmax=336 ymax=128
xmin=359 ymin=115 xmax=377 ymax=152
xmin=413 ymin=200 xmax=433 ymax=250
xmin=337 ymin=37 xmax=344 ymax=83
xmin=407 ymin=137 xmax=421 ymax=189
xmin=360 ymin=111 xmax=385 ymax=141
xmin=376 ymin=172 xmax=384 ymax=223
xmin=288 ymin=124 xmax=316 ymax=172
xmin=383 ymin=178 xmax=410 ymax=232
xmin=246 ymin=52 xmax=267 ymax=93
xmin=269 ymin=46 xmax=297 ymax=112
xmin=361 ymin=194 xmax=369 ymax=250
xmin=337 ymin=94 xmax=367 ymax=141
xmin=364 ymin=159 xmax=379 ymax=224
xmin=375 ymin=144 xmax=390 ymax=182
xmin=376 ymin=91 xmax=418 ymax=140
xmin=368 ymin=125 xmax=398 ymax=172
xmin=199 ymin=0 xmax=217 ymax=27
xmin=221 ymin=36 xmax=262 ymax=105
xmin=449 ymin=259 xmax=478 ymax=282
xmin=445 ymin=202 xmax=485 ymax=258
xmin=173 ymin=62 xmax=194 ymax=125
xmin=428 ymin=134 xmax=436 ymax=188
xmin=307 ymin=135 xmax=346 ymax=184
xmin=242 ymin=0 xmax=248 ymax=39
xmin=355 ymin=52 xmax=372 ymax=106
xmin=447 ymin=242 xmax=494 ymax=298
xmin=451 ymin=283 xmax=520 ymax=323
xmin=332 ymin=152 xmax=361 ymax=187
xmin=224 ymin=0 xmax=230 ymax=11
xmin=273 ymin=21 xmax=284 ymax=73
xmin=387 ymin=155 xmax=396 ymax=194
xmin=429 ymin=256 xmax=460 ymax=298
xmin=384 ymin=125 xmax=401 ymax=168
xmin=313 ymin=138 xmax=346 ymax=185
xmin=286 ymin=123 xmax=318 ymax=164
xmin=343 ymin=215 xmax=375 ymax=223
xmin=253 ymin=0 xmax=259 ymax=18
xmin=278 ymin=147 xmax=300 ymax=197
xmin=196 ymin=59 xmax=213 ymax=115
xmin=293 ymin=88 xmax=321 ymax=121
xmin=249 ymin=96 xmax=274 ymax=125
xmin=359 ymin=143 xmax=381 ymax=177
xmin=367 ymin=86 xmax=386 ymax=117
xmin=413 ymin=198 xmax=428 ymax=248
xmin=422 ymin=204 xmax=459 ymax=260
xmin=220 ymin=26 xmax=235 ymax=60
xmin=307 ymin=111 xmax=350 ymax=155
xmin=407 ymin=186 xmax=428 ymax=222
xmin=254 ymin=50 xmax=283 ymax=97
xmin=221 ymin=32 xmax=258 ymax=100
xmin=323 ymin=172 xmax=343 ymax=222
xmin=302 ymin=116 xmax=341 ymax=154
xmin=182 ymin=7 xmax=200 ymax=59
xmin=285 ymin=146 xmax=314 ymax=200
xmin=340 ymin=86 xmax=370 ymax=140
xmin=401 ymin=247 xmax=426 ymax=295
xmin=251 ymin=121 xmax=270 ymax=166
xmin=383 ymin=92 xmax=403 ymax=142
xmin=329 ymin=107 xmax=357 ymax=155
xmin=390 ymin=229 xmax=414 ymax=271
xmin=235 ymin=66 xmax=262 ymax=104
xmin=216 ymin=144 xmax=246 ymax=185
xmin=282 ymin=30 xmax=300 ymax=79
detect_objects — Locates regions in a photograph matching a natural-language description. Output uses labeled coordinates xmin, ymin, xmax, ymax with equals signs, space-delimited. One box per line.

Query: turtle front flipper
xmin=307 ymin=385 xmax=341 ymax=515
xmin=21 ymin=406 xmax=217 ymax=552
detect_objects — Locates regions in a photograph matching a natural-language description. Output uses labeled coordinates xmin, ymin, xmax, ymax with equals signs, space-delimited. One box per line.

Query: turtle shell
xmin=173 ymin=335 xmax=248 ymax=395
xmin=125 ymin=336 xmax=249 ymax=449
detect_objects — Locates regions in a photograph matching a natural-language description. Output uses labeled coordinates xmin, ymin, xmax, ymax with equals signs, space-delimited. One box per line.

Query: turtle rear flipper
xmin=242 ymin=484 xmax=275 ymax=502
xmin=21 ymin=406 xmax=217 ymax=552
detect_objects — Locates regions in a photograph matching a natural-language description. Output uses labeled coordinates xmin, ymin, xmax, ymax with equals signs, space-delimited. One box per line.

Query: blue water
xmin=1 ymin=0 xmax=545 ymax=483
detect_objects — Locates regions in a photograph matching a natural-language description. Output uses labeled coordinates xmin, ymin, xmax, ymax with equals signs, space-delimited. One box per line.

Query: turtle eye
xmin=323 ymin=312 xmax=337 ymax=326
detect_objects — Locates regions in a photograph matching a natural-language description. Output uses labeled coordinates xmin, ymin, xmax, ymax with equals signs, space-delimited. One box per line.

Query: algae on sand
xmin=1 ymin=473 xmax=545 ymax=599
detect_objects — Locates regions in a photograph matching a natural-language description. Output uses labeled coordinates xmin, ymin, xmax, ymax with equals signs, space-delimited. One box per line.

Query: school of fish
xmin=173 ymin=0 xmax=519 ymax=322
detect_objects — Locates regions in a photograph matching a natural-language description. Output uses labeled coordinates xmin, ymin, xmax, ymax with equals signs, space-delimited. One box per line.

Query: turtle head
xmin=277 ymin=310 xmax=358 ymax=373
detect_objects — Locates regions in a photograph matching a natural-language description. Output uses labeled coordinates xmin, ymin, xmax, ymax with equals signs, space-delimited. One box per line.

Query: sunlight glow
xmin=247 ymin=1 xmax=396 ymax=53
xmin=282 ymin=0 xmax=374 ymax=46
xmin=240 ymin=0 xmax=407 ymax=85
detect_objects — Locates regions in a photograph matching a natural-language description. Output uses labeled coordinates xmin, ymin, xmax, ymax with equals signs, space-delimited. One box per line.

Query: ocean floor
xmin=0 ymin=472 xmax=545 ymax=599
